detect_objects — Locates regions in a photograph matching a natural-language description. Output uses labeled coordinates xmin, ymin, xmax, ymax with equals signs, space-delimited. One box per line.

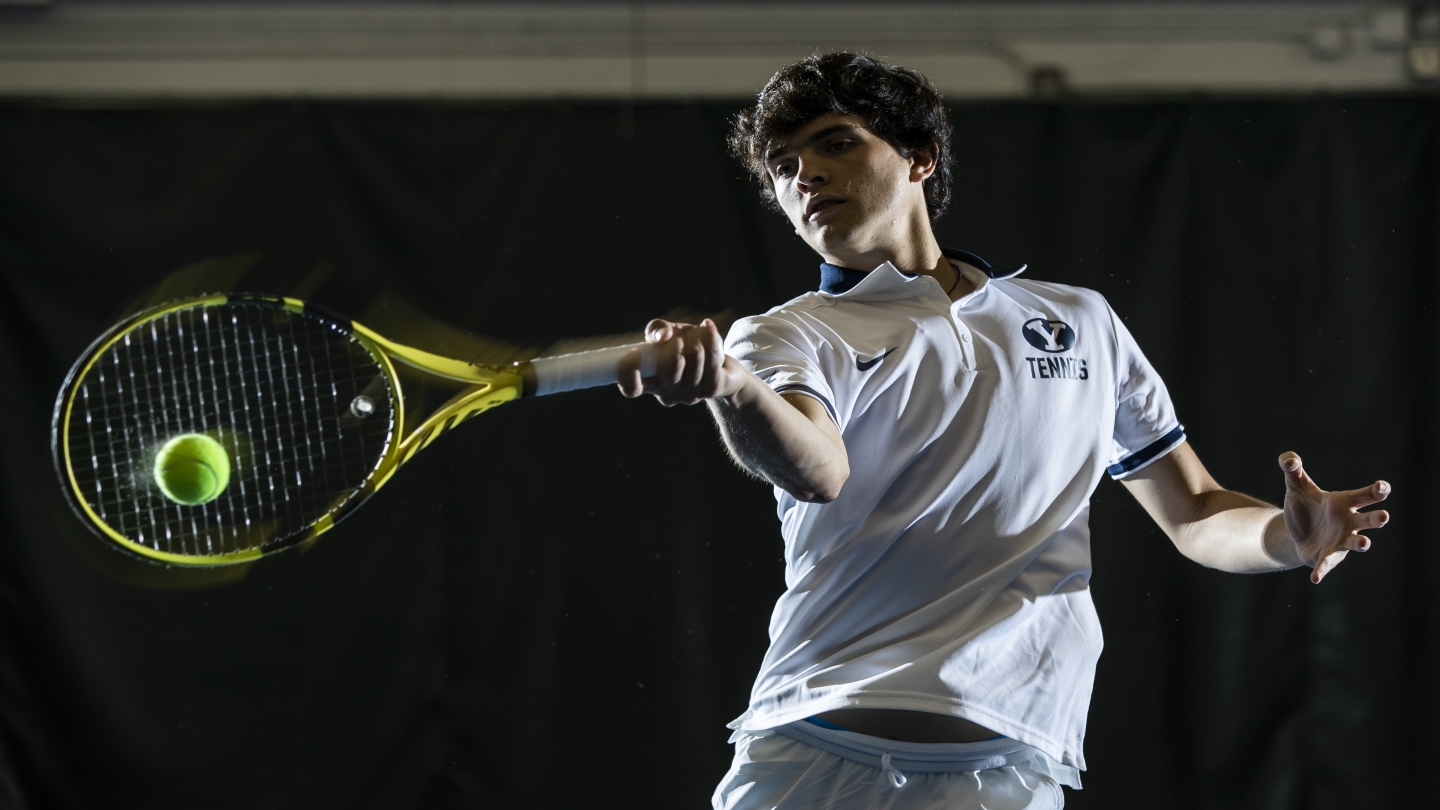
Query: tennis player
xmin=619 ymin=53 xmax=1391 ymax=809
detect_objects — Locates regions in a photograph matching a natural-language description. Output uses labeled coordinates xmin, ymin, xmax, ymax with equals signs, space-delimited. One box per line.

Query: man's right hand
xmin=618 ymin=317 xmax=850 ymax=502
xmin=618 ymin=318 xmax=746 ymax=406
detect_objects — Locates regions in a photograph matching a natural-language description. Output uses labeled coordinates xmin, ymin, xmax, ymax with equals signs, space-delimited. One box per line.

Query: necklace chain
xmin=946 ymin=262 xmax=963 ymax=296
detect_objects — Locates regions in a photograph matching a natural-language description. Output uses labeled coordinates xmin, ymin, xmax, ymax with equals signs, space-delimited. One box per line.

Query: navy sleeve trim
xmin=1107 ymin=425 xmax=1186 ymax=479
xmin=773 ymin=383 xmax=839 ymax=425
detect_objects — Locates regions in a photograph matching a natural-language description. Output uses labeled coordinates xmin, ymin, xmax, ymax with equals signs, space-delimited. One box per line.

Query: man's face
xmin=764 ymin=113 xmax=932 ymax=262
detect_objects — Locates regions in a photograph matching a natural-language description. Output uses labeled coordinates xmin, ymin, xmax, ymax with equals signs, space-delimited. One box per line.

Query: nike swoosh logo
xmin=856 ymin=348 xmax=895 ymax=372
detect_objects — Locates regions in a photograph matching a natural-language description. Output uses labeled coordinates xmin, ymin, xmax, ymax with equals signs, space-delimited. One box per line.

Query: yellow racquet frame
xmin=55 ymin=293 xmax=525 ymax=567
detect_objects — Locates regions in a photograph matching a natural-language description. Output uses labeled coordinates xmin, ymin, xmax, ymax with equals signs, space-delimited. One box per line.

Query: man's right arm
xmin=618 ymin=318 xmax=849 ymax=503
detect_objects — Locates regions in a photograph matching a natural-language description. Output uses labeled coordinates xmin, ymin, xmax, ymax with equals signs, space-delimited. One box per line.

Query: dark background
xmin=1 ymin=95 xmax=1436 ymax=809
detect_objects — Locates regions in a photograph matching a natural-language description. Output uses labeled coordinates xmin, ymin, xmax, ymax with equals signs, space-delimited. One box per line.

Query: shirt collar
xmin=818 ymin=247 xmax=1026 ymax=296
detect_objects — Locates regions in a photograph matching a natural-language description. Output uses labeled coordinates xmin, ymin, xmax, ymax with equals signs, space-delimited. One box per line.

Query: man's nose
xmin=795 ymin=157 xmax=828 ymax=191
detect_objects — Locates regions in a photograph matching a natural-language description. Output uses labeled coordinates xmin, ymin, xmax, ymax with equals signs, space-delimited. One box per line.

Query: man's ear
xmin=909 ymin=142 xmax=939 ymax=182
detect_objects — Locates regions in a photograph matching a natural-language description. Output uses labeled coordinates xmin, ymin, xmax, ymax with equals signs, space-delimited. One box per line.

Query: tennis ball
xmin=154 ymin=433 xmax=230 ymax=506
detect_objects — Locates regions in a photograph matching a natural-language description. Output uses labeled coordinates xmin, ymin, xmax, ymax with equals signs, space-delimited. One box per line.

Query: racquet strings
xmin=64 ymin=301 xmax=397 ymax=559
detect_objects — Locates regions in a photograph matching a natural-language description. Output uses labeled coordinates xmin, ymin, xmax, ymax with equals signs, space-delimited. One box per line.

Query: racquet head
xmin=54 ymin=294 xmax=421 ymax=566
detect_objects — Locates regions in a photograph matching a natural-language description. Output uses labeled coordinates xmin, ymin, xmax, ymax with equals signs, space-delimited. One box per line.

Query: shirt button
xmin=961 ymin=333 xmax=972 ymax=343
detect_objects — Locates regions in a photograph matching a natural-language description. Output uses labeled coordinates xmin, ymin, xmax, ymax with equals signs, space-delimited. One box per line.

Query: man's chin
xmin=806 ymin=225 xmax=869 ymax=264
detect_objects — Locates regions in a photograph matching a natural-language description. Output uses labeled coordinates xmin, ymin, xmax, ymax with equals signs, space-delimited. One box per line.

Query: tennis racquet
xmin=52 ymin=293 xmax=653 ymax=567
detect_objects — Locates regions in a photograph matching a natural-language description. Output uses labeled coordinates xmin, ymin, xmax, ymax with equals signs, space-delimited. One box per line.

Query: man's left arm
xmin=1121 ymin=442 xmax=1391 ymax=584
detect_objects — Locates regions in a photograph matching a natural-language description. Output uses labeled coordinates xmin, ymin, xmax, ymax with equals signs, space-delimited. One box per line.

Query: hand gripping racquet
xmin=52 ymin=293 xmax=652 ymax=567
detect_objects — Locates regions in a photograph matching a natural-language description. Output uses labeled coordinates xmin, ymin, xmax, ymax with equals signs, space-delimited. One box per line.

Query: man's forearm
xmin=707 ymin=373 xmax=849 ymax=503
xmin=1173 ymin=489 xmax=1302 ymax=573
xmin=1125 ymin=443 xmax=1388 ymax=583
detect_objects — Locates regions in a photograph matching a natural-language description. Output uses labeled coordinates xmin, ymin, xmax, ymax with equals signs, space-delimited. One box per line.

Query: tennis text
xmin=1026 ymin=357 xmax=1089 ymax=380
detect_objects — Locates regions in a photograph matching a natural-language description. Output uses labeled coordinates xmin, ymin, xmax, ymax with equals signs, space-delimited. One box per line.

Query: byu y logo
xmin=1022 ymin=318 xmax=1087 ymax=380
xmin=1022 ymin=319 xmax=1076 ymax=353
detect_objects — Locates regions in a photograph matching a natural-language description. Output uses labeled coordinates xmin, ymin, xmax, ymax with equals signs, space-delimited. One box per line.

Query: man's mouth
xmin=805 ymin=196 xmax=846 ymax=221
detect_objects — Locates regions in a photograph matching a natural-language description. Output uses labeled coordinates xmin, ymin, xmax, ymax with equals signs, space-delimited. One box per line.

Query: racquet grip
xmin=529 ymin=342 xmax=656 ymax=397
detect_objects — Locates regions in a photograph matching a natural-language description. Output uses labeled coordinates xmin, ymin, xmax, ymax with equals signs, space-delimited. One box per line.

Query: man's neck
xmin=822 ymin=232 xmax=942 ymax=276
xmin=822 ymin=233 xmax=973 ymax=299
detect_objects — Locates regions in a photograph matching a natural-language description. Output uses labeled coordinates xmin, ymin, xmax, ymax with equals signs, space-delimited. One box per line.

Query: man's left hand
xmin=1278 ymin=452 xmax=1390 ymax=584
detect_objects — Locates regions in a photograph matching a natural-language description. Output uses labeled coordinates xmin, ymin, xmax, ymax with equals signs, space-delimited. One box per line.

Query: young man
xmin=618 ymin=53 xmax=1391 ymax=809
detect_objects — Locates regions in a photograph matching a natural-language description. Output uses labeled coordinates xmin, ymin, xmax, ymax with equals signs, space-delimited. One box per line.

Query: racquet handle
xmin=528 ymin=342 xmax=656 ymax=397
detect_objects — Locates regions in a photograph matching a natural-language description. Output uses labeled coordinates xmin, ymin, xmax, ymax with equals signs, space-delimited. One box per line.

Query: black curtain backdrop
xmin=1 ymin=96 xmax=1437 ymax=810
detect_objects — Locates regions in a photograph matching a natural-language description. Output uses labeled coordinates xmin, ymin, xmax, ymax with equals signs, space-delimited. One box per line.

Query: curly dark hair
xmin=728 ymin=52 xmax=954 ymax=222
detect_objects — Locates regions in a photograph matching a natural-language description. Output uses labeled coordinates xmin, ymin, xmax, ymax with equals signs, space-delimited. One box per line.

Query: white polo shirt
xmin=724 ymin=248 xmax=1183 ymax=772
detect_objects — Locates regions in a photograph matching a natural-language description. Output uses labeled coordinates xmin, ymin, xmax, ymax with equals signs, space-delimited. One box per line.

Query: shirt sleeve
xmin=725 ymin=313 xmax=838 ymax=426
xmin=1106 ymin=304 xmax=1184 ymax=479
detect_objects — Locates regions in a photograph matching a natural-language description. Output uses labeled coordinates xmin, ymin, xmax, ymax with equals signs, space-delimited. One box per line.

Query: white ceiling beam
xmin=0 ymin=2 xmax=1421 ymax=99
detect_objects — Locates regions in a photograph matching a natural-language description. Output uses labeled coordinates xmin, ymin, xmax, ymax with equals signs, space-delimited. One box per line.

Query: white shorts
xmin=712 ymin=720 xmax=1071 ymax=810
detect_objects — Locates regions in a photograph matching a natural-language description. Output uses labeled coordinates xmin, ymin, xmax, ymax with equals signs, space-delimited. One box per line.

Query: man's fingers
xmin=650 ymin=327 xmax=687 ymax=387
xmin=1278 ymin=451 xmax=1301 ymax=473
xmin=636 ymin=320 xmax=719 ymax=405
xmin=645 ymin=319 xmax=675 ymax=343
xmin=665 ymin=349 xmax=687 ymax=387
xmin=1353 ymin=508 xmax=1389 ymax=531
xmin=695 ymin=319 xmax=722 ymax=397
xmin=1344 ymin=480 xmax=1391 ymax=508
xmin=627 ymin=318 xmax=731 ymax=406
xmin=1278 ymin=452 xmax=1317 ymax=493
xmin=617 ymin=369 xmax=642 ymax=399
xmin=1311 ymin=549 xmax=1348 ymax=584
xmin=616 ymin=348 xmax=646 ymax=398
xmin=1347 ymin=532 xmax=1373 ymax=553
xmin=682 ymin=333 xmax=706 ymax=391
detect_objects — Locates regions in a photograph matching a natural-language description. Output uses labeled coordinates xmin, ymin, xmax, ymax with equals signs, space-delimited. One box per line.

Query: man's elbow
xmin=790 ymin=461 xmax=850 ymax=504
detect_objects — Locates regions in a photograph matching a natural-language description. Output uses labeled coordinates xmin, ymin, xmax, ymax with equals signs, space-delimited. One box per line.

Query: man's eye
xmin=829 ymin=140 xmax=854 ymax=152
xmin=773 ymin=163 xmax=795 ymax=178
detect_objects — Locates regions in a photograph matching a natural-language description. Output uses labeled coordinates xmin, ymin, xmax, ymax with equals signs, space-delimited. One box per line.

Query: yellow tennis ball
xmin=154 ymin=433 xmax=230 ymax=506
